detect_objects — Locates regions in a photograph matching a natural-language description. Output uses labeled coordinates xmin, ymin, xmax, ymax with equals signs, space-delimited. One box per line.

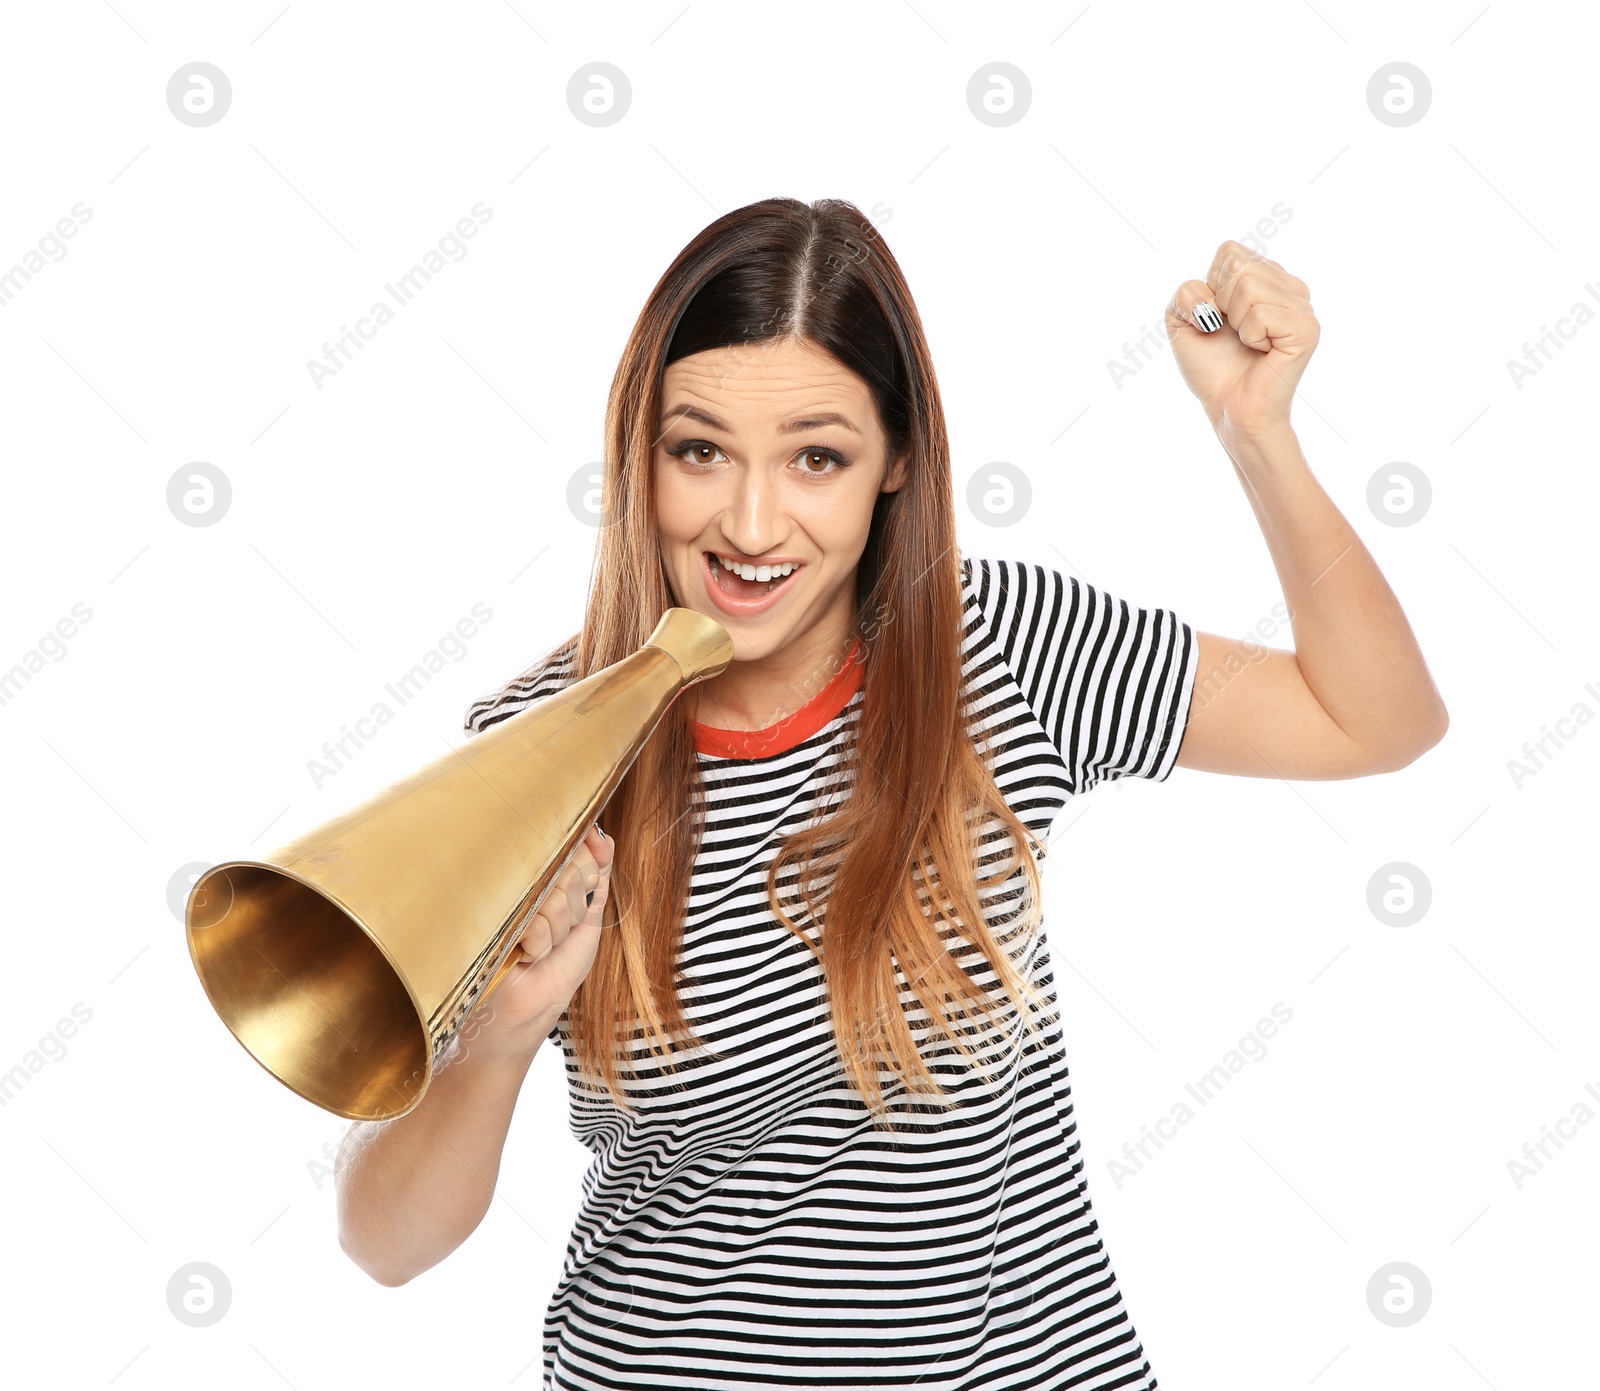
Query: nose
xmin=720 ymin=460 xmax=785 ymax=557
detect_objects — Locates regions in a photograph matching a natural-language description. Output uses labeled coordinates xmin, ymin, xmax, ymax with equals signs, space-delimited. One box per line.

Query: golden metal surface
xmin=185 ymin=607 xmax=732 ymax=1122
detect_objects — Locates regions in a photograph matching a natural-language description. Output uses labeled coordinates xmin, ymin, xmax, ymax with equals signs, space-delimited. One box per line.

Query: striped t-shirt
xmin=462 ymin=553 xmax=1198 ymax=1391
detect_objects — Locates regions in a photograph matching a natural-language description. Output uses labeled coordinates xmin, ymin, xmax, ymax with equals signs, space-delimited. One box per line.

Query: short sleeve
xmin=963 ymin=555 xmax=1197 ymax=794
xmin=462 ymin=634 xmax=581 ymax=738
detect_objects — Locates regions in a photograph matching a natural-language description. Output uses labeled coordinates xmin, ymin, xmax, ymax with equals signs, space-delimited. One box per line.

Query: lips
xmin=701 ymin=550 xmax=804 ymax=617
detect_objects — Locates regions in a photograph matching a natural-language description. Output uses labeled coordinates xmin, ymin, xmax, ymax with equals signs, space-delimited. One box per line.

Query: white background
xmin=1 ymin=1 xmax=1595 ymax=1387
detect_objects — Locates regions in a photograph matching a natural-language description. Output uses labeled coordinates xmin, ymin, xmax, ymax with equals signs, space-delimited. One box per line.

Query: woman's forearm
xmin=334 ymin=1020 xmax=546 ymax=1286
xmin=1217 ymin=421 xmax=1449 ymax=764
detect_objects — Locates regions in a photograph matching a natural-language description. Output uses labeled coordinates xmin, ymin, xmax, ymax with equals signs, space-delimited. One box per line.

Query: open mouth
xmin=704 ymin=551 xmax=804 ymax=605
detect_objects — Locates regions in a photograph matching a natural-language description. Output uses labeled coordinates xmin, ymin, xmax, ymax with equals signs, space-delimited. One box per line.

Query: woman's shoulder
xmin=959 ymin=550 xmax=1064 ymax=594
xmin=958 ymin=551 xmax=1076 ymax=632
xmin=462 ymin=633 xmax=581 ymax=737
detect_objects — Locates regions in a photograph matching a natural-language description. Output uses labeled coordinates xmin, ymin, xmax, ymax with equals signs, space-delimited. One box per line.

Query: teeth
xmin=712 ymin=554 xmax=798 ymax=583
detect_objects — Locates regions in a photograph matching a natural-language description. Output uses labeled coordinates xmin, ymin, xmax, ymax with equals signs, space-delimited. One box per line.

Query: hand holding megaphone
xmin=185 ymin=607 xmax=729 ymax=1123
xmin=469 ymin=822 xmax=615 ymax=1064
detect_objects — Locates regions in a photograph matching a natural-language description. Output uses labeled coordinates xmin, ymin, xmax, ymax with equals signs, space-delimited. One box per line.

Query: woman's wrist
xmin=455 ymin=1002 xmax=558 ymax=1071
xmin=1214 ymin=415 xmax=1299 ymax=462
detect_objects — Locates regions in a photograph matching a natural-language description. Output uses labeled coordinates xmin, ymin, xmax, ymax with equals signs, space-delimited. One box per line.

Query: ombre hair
xmin=557 ymin=197 xmax=1053 ymax=1125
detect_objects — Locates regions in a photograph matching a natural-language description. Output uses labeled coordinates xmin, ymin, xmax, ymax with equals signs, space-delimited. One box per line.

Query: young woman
xmin=336 ymin=198 xmax=1448 ymax=1389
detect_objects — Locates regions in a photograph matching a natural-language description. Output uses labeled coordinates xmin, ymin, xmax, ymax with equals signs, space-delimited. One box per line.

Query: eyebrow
xmin=660 ymin=404 xmax=860 ymax=435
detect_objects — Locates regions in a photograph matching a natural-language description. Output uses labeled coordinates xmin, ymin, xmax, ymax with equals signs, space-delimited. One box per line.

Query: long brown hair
xmin=561 ymin=197 xmax=1052 ymax=1124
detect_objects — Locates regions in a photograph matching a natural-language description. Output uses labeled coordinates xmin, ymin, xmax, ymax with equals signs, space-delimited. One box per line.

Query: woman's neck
xmin=688 ymin=623 xmax=862 ymax=732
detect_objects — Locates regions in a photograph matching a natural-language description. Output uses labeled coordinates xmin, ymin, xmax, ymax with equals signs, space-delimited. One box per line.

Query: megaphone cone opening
xmin=186 ymin=865 xmax=429 ymax=1121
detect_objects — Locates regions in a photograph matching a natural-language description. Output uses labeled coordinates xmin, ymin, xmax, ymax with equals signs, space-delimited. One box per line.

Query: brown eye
xmin=668 ymin=440 xmax=725 ymax=467
xmin=797 ymin=447 xmax=849 ymax=476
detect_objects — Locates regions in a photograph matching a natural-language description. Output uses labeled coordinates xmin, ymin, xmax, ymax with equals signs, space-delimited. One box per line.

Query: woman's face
xmin=654 ymin=336 xmax=907 ymax=664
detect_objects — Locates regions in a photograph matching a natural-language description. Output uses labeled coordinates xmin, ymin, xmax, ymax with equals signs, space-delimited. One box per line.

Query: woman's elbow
xmin=1377 ymin=704 xmax=1450 ymax=772
xmin=339 ymin=1227 xmax=415 ymax=1287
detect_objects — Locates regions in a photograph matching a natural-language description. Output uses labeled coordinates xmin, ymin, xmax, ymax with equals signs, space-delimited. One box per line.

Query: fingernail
xmin=1192 ymin=301 xmax=1223 ymax=333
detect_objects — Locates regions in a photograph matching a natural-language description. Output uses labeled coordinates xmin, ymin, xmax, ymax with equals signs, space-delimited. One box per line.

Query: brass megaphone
xmin=185 ymin=607 xmax=732 ymax=1123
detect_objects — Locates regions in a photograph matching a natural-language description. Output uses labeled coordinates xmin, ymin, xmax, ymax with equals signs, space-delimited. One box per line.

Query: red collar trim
xmin=689 ymin=638 xmax=865 ymax=760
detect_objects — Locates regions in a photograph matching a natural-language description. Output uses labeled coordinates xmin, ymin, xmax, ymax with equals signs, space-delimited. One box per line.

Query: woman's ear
xmin=882 ymin=450 xmax=910 ymax=493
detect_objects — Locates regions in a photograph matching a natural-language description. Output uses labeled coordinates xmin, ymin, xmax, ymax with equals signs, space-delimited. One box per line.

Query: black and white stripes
xmin=462 ymin=553 xmax=1198 ymax=1391
xmin=964 ymin=556 xmax=1196 ymax=795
